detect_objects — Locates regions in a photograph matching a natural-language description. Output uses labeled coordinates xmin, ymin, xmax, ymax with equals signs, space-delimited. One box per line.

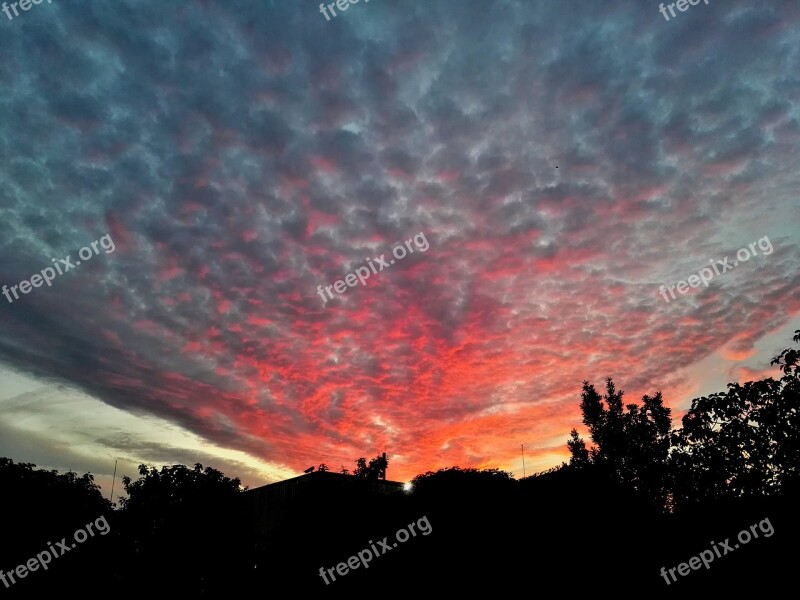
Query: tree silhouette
xmin=568 ymin=332 xmax=800 ymax=511
xmin=772 ymin=329 xmax=800 ymax=377
xmin=411 ymin=466 xmax=514 ymax=492
xmin=368 ymin=454 xmax=388 ymax=479
xmin=569 ymin=378 xmax=671 ymax=508
xmin=671 ymin=332 xmax=800 ymax=507
xmin=353 ymin=457 xmax=368 ymax=476
xmin=0 ymin=459 xmax=113 ymax=593
xmin=0 ymin=458 xmax=111 ymax=515
xmin=118 ymin=463 xmax=248 ymax=594
xmin=567 ymin=429 xmax=590 ymax=467
xmin=352 ymin=454 xmax=388 ymax=479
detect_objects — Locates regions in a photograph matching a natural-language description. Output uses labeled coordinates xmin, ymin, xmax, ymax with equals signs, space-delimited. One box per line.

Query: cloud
xmin=0 ymin=0 xmax=799 ymax=482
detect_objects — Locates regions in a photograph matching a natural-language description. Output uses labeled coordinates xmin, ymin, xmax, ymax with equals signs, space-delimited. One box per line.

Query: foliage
xmin=120 ymin=462 xmax=244 ymax=509
xmin=671 ymin=335 xmax=800 ymax=506
xmin=411 ymin=466 xmax=515 ymax=495
xmin=0 ymin=458 xmax=111 ymax=514
xmin=352 ymin=454 xmax=388 ymax=479
xmin=117 ymin=463 xmax=248 ymax=593
xmin=567 ymin=332 xmax=800 ymax=511
xmin=568 ymin=378 xmax=671 ymax=507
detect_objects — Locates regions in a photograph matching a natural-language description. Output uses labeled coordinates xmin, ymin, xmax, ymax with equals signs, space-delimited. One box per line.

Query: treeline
xmin=0 ymin=332 xmax=798 ymax=594
xmin=565 ymin=330 xmax=800 ymax=511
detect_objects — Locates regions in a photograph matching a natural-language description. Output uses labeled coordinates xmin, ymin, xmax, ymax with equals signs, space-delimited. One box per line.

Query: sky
xmin=1 ymin=0 xmax=799 ymax=496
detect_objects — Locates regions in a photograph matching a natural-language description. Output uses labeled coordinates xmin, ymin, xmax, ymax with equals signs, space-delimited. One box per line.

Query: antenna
xmin=109 ymin=459 xmax=117 ymax=504
xmin=521 ymin=445 xmax=526 ymax=478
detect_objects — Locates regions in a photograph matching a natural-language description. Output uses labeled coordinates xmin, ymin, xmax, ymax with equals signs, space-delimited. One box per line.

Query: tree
xmin=353 ymin=457 xmax=368 ymax=477
xmin=0 ymin=458 xmax=111 ymax=515
xmin=118 ymin=463 xmax=248 ymax=594
xmin=352 ymin=454 xmax=388 ymax=479
xmin=0 ymin=459 xmax=114 ymax=592
xmin=567 ymin=378 xmax=672 ymax=508
xmin=772 ymin=329 xmax=800 ymax=378
xmin=368 ymin=454 xmax=388 ymax=479
xmin=120 ymin=462 xmax=244 ymax=511
xmin=568 ymin=332 xmax=800 ymax=512
xmin=410 ymin=467 xmax=515 ymax=502
xmin=671 ymin=331 xmax=800 ymax=506
xmin=567 ymin=429 xmax=590 ymax=467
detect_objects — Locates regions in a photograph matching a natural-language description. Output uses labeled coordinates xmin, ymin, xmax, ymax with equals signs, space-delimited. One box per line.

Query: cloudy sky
xmin=1 ymin=0 xmax=799 ymax=495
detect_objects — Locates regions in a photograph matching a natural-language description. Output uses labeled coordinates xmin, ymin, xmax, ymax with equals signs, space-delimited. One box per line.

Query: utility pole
xmin=109 ymin=460 xmax=117 ymax=504
xmin=521 ymin=445 xmax=526 ymax=478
